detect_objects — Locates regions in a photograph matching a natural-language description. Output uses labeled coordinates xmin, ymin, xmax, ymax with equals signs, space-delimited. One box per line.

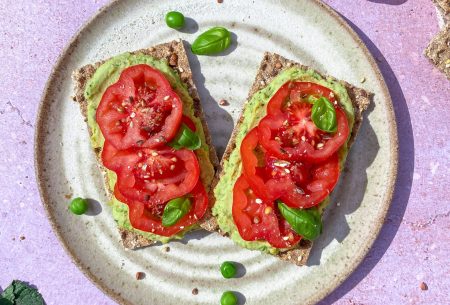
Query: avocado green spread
xmin=212 ymin=67 xmax=355 ymax=254
xmin=84 ymin=53 xmax=215 ymax=243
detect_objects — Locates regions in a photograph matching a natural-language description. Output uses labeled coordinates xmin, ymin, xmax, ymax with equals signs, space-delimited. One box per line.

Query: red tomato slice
xmin=182 ymin=115 xmax=197 ymax=132
xmin=258 ymin=105 xmax=349 ymax=164
xmin=115 ymin=146 xmax=199 ymax=205
xmin=232 ymin=175 xmax=301 ymax=248
xmin=96 ymin=64 xmax=183 ymax=150
xmin=240 ymin=128 xmax=340 ymax=209
xmin=101 ymin=140 xmax=135 ymax=172
xmin=279 ymin=154 xmax=340 ymax=208
xmin=240 ymin=128 xmax=290 ymax=202
xmin=114 ymin=182 xmax=208 ymax=236
xmin=266 ymin=81 xmax=337 ymax=116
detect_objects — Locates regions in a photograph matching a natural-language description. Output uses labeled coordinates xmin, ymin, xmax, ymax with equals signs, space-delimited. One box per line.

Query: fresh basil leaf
xmin=277 ymin=201 xmax=322 ymax=241
xmin=169 ymin=123 xmax=201 ymax=150
xmin=162 ymin=197 xmax=192 ymax=227
xmin=0 ymin=280 xmax=45 ymax=305
xmin=311 ymin=97 xmax=337 ymax=133
xmin=191 ymin=27 xmax=231 ymax=55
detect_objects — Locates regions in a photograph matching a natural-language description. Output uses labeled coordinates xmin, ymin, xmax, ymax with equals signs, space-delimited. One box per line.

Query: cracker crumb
xmin=219 ymin=99 xmax=228 ymax=106
xmin=64 ymin=193 xmax=73 ymax=199
xmin=176 ymin=38 xmax=181 ymax=43
xmin=164 ymin=246 xmax=170 ymax=252
xmin=169 ymin=53 xmax=178 ymax=66
xmin=420 ymin=282 xmax=428 ymax=291
xmin=275 ymin=61 xmax=282 ymax=69
xmin=360 ymin=77 xmax=366 ymax=83
xmin=149 ymin=47 xmax=155 ymax=52
xmin=217 ymin=0 xmax=223 ymax=3
xmin=178 ymin=67 xmax=184 ymax=73
xmin=445 ymin=59 xmax=450 ymax=68
xmin=19 ymin=235 xmax=25 ymax=241
xmin=192 ymin=288 xmax=199 ymax=295
xmin=135 ymin=272 xmax=145 ymax=280
xmin=260 ymin=80 xmax=265 ymax=86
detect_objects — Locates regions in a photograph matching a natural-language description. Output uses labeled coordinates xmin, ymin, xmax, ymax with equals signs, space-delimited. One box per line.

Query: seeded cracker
xmin=425 ymin=25 xmax=450 ymax=80
xmin=433 ymin=0 xmax=450 ymax=24
xmin=72 ymin=40 xmax=219 ymax=249
xmin=204 ymin=53 xmax=371 ymax=266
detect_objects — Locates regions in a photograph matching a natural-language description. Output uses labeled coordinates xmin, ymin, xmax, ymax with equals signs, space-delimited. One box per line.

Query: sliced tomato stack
xmin=233 ymin=81 xmax=349 ymax=248
xmin=97 ymin=65 xmax=207 ymax=236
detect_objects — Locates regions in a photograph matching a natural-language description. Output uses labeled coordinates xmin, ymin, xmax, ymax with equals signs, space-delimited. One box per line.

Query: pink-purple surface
xmin=0 ymin=0 xmax=449 ymax=304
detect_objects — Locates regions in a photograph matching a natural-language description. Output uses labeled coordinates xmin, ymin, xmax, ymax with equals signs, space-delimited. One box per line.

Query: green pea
xmin=220 ymin=261 xmax=237 ymax=279
xmin=165 ymin=11 xmax=185 ymax=29
xmin=69 ymin=197 xmax=88 ymax=215
xmin=220 ymin=291 xmax=237 ymax=305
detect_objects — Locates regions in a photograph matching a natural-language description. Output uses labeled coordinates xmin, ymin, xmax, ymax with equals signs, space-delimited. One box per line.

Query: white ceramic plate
xmin=35 ymin=1 xmax=398 ymax=304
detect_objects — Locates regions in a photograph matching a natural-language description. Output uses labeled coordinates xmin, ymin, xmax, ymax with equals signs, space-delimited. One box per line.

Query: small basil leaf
xmin=191 ymin=27 xmax=231 ymax=55
xmin=169 ymin=123 xmax=201 ymax=150
xmin=162 ymin=197 xmax=192 ymax=227
xmin=277 ymin=201 xmax=322 ymax=241
xmin=311 ymin=97 xmax=337 ymax=133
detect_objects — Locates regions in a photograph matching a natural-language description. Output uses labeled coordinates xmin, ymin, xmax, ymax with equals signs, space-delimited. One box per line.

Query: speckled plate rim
xmin=34 ymin=1 xmax=398 ymax=304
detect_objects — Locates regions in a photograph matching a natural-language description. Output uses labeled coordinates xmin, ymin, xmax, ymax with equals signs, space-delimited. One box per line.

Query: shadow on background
xmin=85 ymin=198 xmax=103 ymax=216
xmin=178 ymin=17 xmax=199 ymax=34
xmin=367 ymin=0 xmax=408 ymax=4
xmin=175 ymin=229 xmax=212 ymax=245
xmin=318 ymin=16 xmax=414 ymax=304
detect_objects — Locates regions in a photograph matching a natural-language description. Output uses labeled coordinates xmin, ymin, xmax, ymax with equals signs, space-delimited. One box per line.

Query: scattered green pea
xmin=165 ymin=11 xmax=185 ymax=29
xmin=220 ymin=261 xmax=237 ymax=279
xmin=220 ymin=291 xmax=237 ymax=305
xmin=69 ymin=197 xmax=88 ymax=215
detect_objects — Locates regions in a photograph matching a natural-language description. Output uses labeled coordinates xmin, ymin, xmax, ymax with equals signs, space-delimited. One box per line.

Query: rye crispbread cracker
xmin=203 ymin=52 xmax=371 ymax=266
xmin=72 ymin=40 xmax=219 ymax=249
xmin=425 ymin=25 xmax=450 ymax=80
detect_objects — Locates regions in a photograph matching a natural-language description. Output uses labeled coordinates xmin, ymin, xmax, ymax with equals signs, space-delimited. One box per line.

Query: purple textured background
xmin=0 ymin=0 xmax=449 ymax=304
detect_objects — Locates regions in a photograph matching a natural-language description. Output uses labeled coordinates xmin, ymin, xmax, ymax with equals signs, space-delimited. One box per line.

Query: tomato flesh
xmin=257 ymin=81 xmax=349 ymax=163
xmin=232 ymin=175 xmax=301 ymax=248
xmin=96 ymin=64 xmax=183 ymax=150
xmin=234 ymin=80 xmax=349 ymax=247
xmin=258 ymin=107 xmax=349 ymax=163
xmin=266 ymin=81 xmax=337 ymax=116
xmin=240 ymin=127 xmax=340 ymax=209
xmin=115 ymin=182 xmax=208 ymax=237
xmin=115 ymin=146 xmax=199 ymax=205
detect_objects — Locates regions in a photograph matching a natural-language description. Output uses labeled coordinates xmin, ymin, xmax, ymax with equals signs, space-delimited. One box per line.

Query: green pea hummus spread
xmin=212 ymin=67 xmax=355 ymax=254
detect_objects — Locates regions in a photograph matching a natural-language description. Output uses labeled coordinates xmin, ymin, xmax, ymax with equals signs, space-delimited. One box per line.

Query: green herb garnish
xmin=162 ymin=197 xmax=192 ymax=227
xmin=311 ymin=97 xmax=337 ymax=133
xmin=277 ymin=201 xmax=322 ymax=241
xmin=169 ymin=124 xmax=201 ymax=150
xmin=191 ymin=27 xmax=231 ymax=55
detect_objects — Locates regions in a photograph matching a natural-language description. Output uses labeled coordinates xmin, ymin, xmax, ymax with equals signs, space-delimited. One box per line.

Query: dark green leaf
xmin=191 ymin=27 xmax=231 ymax=55
xmin=311 ymin=97 xmax=337 ymax=133
xmin=0 ymin=280 xmax=45 ymax=305
xmin=277 ymin=201 xmax=322 ymax=241
xmin=0 ymin=297 xmax=14 ymax=305
xmin=162 ymin=197 xmax=192 ymax=227
xmin=168 ymin=123 xmax=201 ymax=150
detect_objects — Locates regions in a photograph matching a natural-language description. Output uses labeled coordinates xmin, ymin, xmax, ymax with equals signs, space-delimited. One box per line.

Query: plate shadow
xmin=307 ymin=101 xmax=378 ymax=266
xmin=367 ymin=0 xmax=408 ymax=4
xmin=317 ymin=15 xmax=414 ymax=305
xmin=183 ymin=41 xmax=234 ymax=158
